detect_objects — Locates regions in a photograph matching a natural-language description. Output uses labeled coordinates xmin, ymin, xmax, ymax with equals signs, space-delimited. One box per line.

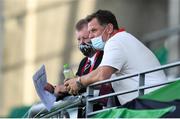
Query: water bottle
xmin=63 ymin=64 xmax=74 ymax=80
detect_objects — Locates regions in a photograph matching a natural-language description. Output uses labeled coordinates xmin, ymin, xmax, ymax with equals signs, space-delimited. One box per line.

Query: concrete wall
xmin=0 ymin=0 xmax=174 ymax=116
xmin=93 ymin=0 xmax=168 ymax=38
xmin=0 ymin=0 xmax=5 ymax=116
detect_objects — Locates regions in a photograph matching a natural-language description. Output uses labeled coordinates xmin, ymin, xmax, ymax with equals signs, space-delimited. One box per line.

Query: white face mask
xmin=91 ymin=36 xmax=105 ymax=51
xmin=90 ymin=27 xmax=107 ymax=51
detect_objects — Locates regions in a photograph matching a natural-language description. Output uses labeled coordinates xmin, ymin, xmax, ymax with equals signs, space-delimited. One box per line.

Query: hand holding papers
xmin=33 ymin=65 xmax=56 ymax=111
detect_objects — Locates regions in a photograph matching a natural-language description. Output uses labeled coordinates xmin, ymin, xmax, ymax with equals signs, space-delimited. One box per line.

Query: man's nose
xmin=89 ymin=32 xmax=95 ymax=39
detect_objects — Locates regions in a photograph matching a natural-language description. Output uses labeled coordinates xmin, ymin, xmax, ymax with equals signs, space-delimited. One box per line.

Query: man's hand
xmin=64 ymin=77 xmax=80 ymax=95
xmin=44 ymin=82 xmax=55 ymax=94
xmin=54 ymin=84 xmax=67 ymax=96
xmin=44 ymin=83 xmax=68 ymax=97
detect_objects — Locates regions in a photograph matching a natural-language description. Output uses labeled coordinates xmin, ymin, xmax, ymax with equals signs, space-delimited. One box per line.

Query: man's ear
xmin=107 ymin=23 xmax=114 ymax=34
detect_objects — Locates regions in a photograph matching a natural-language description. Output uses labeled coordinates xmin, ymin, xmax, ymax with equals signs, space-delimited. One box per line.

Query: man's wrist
xmin=76 ymin=77 xmax=85 ymax=90
xmin=53 ymin=91 xmax=58 ymax=97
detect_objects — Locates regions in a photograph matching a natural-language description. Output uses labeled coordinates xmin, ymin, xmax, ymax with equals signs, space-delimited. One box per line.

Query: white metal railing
xmin=29 ymin=61 xmax=180 ymax=118
xmin=86 ymin=61 xmax=180 ymax=117
xmin=35 ymin=95 xmax=86 ymax=118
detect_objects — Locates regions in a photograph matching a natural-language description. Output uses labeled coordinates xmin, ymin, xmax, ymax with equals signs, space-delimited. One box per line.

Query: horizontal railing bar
xmin=88 ymin=79 xmax=179 ymax=102
xmin=89 ymin=74 xmax=139 ymax=87
xmin=39 ymin=96 xmax=86 ymax=118
xmin=88 ymin=87 xmax=138 ymax=102
xmin=138 ymin=79 xmax=179 ymax=90
xmin=40 ymin=101 xmax=80 ymax=118
xmin=89 ymin=61 xmax=180 ymax=87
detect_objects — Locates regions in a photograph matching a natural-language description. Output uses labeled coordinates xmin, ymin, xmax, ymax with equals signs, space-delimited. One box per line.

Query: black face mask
xmin=79 ymin=42 xmax=95 ymax=57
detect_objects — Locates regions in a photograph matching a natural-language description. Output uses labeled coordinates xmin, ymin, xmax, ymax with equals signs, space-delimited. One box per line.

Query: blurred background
xmin=0 ymin=0 xmax=180 ymax=117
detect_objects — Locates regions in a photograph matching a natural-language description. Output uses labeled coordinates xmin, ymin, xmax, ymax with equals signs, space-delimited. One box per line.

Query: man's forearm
xmin=80 ymin=66 xmax=116 ymax=87
xmin=80 ymin=68 xmax=100 ymax=87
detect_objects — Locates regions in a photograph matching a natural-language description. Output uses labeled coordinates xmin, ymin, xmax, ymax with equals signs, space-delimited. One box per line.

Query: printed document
xmin=33 ymin=65 xmax=56 ymax=111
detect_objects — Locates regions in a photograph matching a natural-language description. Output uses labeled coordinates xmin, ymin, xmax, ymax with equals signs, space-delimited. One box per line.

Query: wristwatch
xmin=76 ymin=77 xmax=84 ymax=90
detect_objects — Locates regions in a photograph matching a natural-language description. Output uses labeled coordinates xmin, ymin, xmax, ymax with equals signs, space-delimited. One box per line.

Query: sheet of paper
xmin=33 ymin=65 xmax=56 ymax=111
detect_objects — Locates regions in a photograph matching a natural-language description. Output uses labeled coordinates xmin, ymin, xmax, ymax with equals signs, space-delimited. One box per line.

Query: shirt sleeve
xmin=99 ymin=39 xmax=127 ymax=70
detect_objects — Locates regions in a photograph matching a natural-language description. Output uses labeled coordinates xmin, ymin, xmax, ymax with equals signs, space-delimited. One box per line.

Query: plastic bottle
xmin=63 ymin=64 xmax=74 ymax=80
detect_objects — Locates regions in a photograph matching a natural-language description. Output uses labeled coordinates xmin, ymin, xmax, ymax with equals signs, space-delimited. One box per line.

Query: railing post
xmin=86 ymin=86 xmax=94 ymax=118
xmin=138 ymin=73 xmax=145 ymax=96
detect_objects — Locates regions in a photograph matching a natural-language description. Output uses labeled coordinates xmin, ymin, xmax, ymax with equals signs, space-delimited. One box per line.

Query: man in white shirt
xmin=64 ymin=10 xmax=167 ymax=105
xmin=99 ymin=26 xmax=166 ymax=104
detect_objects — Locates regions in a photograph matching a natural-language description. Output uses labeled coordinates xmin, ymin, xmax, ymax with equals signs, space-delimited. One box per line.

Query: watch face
xmin=76 ymin=78 xmax=84 ymax=89
xmin=76 ymin=80 xmax=82 ymax=89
